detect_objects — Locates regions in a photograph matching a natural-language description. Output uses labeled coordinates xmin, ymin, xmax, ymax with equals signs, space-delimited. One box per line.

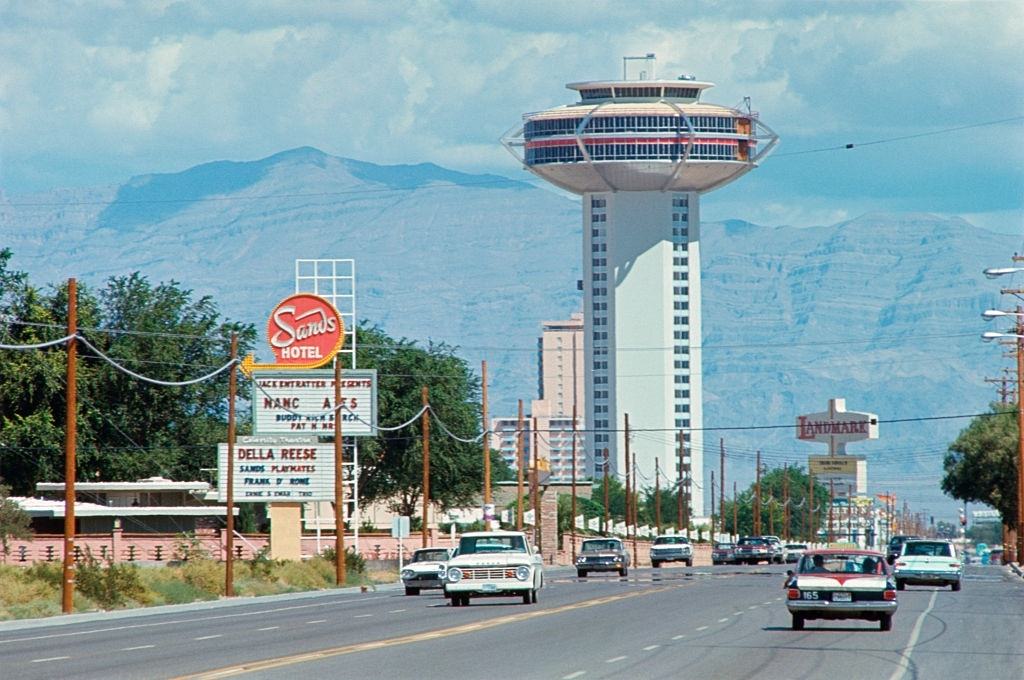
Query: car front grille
xmin=462 ymin=568 xmax=518 ymax=580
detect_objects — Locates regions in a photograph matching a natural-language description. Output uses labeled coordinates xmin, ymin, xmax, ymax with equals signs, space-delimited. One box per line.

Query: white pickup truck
xmin=892 ymin=539 xmax=963 ymax=591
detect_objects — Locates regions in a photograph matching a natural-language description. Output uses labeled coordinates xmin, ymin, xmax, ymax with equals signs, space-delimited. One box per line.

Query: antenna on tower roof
xmin=623 ymin=53 xmax=657 ymax=81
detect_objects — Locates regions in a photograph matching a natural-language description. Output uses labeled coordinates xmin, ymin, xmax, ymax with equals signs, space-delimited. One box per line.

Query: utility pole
xmin=808 ymin=471 xmax=815 ymax=543
xmin=532 ymin=416 xmax=539 ymax=549
xmin=719 ymin=438 xmax=725 ymax=543
xmin=1016 ymin=305 xmax=1024 ymax=567
xmin=710 ymin=470 xmax=716 ymax=542
xmin=333 ymin=354 xmax=345 ymax=586
xmin=828 ymin=480 xmax=835 ymax=544
xmin=516 ymin=399 xmax=524 ymax=531
xmin=482 ymin=360 xmax=491 ymax=530
xmin=677 ymin=431 xmax=685 ymax=532
xmin=603 ymin=449 xmax=610 ymax=535
xmin=654 ymin=457 xmax=661 ymax=535
xmin=421 ymin=386 xmax=430 ymax=548
xmin=847 ymin=483 xmax=854 ymax=543
xmin=754 ymin=451 xmax=762 ymax=535
xmin=783 ymin=464 xmax=790 ymax=542
xmin=225 ymin=333 xmax=237 ymax=596
xmin=631 ymin=449 xmax=638 ymax=568
xmin=62 ymin=278 xmax=77 ymax=614
xmin=732 ymin=481 xmax=738 ymax=540
xmin=624 ymin=414 xmax=631 ymax=544
xmin=571 ymin=402 xmax=578 ymax=561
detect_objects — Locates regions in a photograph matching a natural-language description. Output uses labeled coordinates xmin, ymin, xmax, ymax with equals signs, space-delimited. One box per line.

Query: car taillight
xmin=949 ymin=563 xmax=961 ymax=568
xmin=884 ymin=590 xmax=896 ymax=601
xmin=895 ymin=562 xmax=907 ymax=568
xmin=787 ymin=588 xmax=800 ymax=600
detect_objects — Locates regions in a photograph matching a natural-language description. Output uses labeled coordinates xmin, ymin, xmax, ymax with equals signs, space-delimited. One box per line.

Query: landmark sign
xmin=796 ymin=398 xmax=878 ymax=455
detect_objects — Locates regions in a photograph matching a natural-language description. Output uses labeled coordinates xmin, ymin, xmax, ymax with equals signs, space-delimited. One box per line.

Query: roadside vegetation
xmin=0 ymin=547 xmax=382 ymax=621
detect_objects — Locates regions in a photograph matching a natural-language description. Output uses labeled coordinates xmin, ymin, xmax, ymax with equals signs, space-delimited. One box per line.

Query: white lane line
xmin=696 ymin=625 xmax=709 ymax=631
xmin=194 ymin=634 xmax=222 ymax=640
xmin=748 ymin=605 xmax=758 ymax=609
xmin=671 ymin=634 xmax=686 ymax=640
xmin=606 ymin=656 xmax=627 ymax=663
xmin=643 ymin=645 xmax=660 ymax=651
xmin=121 ymin=645 xmax=155 ymax=651
xmin=354 ymin=614 xmax=373 ymax=618
xmin=563 ymin=672 xmax=586 ymax=679
xmin=258 ymin=626 xmax=280 ymax=631
xmin=888 ymin=590 xmax=938 ymax=680
xmin=775 ymin=597 xmax=783 ymax=601
xmin=733 ymin=611 xmax=744 ymax=616
xmin=718 ymin=617 xmax=730 ymax=623
xmin=388 ymin=609 xmax=407 ymax=614
xmin=306 ymin=620 xmax=327 ymax=624
xmin=763 ymin=601 xmax=773 ymax=605
xmin=31 ymin=656 xmax=70 ymax=663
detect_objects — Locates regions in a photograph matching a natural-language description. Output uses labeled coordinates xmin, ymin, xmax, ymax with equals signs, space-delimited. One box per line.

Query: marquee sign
xmin=252 ymin=369 xmax=377 ymax=436
xmin=267 ymin=293 xmax=344 ymax=368
xmin=217 ymin=436 xmax=355 ymax=502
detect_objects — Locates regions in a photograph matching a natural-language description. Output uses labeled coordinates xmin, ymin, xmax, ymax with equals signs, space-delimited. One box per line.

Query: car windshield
xmin=458 ymin=535 xmax=527 ymax=554
xmin=715 ymin=543 xmax=735 ymax=550
xmin=653 ymin=537 xmax=689 ymax=545
xmin=738 ymin=538 xmax=766 ymax=545
xmin=904 ymin=542 xmax=953 ymax=557
xmin=411 ymin=549 xmax=450 ymax=563
xmin=581 ymin=540 xmax=622 ymax=552
xmin=799 ymin=554 xmax=885 ymax=574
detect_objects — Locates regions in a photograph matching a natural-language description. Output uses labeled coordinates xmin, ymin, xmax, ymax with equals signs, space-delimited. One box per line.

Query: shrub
xmin=173 ymin=533 xmax=211 ymax=562
xmin=319 ymin=547 xmax=366 ymax=578
xmin=181 ymin=560 xmax=223 ymax=596
xmin=74 ymin=552 xmax=147 ymax=609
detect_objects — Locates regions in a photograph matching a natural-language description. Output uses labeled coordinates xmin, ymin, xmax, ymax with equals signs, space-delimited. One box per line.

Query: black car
xmin=886 ymin=535 xmax=922 ymax=562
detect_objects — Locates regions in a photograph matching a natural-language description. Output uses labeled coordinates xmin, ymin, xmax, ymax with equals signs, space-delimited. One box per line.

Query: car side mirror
xmin=786 ymin=570 xmax=795 ymax=578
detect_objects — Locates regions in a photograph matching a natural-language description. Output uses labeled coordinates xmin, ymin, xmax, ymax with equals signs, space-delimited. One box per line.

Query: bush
xmin=173 ymin=533 xmax=211 ymax=562
xmin=74 ymin=552 xmax=147 ymax=609
xmin=181 ymin=560 xmax=223 ymax=596
xmin=320 ymin=546 xmax=366 ymax=578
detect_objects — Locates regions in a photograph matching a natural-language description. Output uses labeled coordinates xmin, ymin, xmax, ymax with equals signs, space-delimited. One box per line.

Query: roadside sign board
xmin=217 ymin=436 xmax=354 ymax=502
xmin=252 ymin=369 xmax=377 ymax=436
xmin=392 ymin=516 xmax=410 ymax=539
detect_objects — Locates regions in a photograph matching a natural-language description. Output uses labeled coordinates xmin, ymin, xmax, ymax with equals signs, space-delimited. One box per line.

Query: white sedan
xmin=785 ymin=549 xmax=898 ymax=631
xmin=893 ymin=539 xmax=963 ymax=591
xmin=443 ymin=531 xmax=544 ymax=607
xmin=400 ymin=547 xmax=454 ymax=595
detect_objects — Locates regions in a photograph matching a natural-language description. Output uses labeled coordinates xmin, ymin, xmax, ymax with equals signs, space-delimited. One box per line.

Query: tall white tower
xmin=503 ymin=55 xmax=777 ymax=515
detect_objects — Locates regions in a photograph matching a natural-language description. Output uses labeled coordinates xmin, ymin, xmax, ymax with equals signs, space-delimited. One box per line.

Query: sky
xmin=1 ymin=0 xmax=1023 ymax=234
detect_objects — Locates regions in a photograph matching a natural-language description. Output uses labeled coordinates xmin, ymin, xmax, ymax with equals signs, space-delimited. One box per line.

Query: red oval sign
xmin=266 ymin=293 xmax=344 ymax=368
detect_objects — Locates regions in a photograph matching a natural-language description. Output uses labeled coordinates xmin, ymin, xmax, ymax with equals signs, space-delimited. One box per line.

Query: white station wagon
xmin=443 ymin=531 xmax=544 ymax=607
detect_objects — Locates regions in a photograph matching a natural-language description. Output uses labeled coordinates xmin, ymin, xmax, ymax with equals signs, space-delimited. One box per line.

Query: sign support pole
xmin=334 ymin=357 xmax=346 ymax=586
xmin=225 ymin=333 xmax=237 ymax=597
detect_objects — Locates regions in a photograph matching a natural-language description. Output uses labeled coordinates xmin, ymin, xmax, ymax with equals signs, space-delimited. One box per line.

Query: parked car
xmin=892 ymin=539 xmax=963 ymax=591
xmin=443 ymin=531 xmax=544 ymax=607
xmin=576 ymin=537 xmax=630 ymax=577
xmin=785 ymin=549 xmax=898 ymax=631
xmin=712 ymin=542 xmax=737 ymax=565
xmin=763 ymin=535 xmax=785 ymax=564
xmin=735 ymin=536 xmax=773 ymax=564
xmin=886 ymin=535 xmax=921 ymax=563
xmin=400 ymin=547 xmax=454 ymax=595
xmin=649 ymin=535 xmax=693 ymax=568
xmin=784 ymin=543 xmax=808 ymax=563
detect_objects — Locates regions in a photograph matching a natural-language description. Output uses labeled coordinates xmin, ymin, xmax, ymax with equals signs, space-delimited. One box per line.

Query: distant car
xmin=576 ymin=537 xmax=630 ymax=577
xmin=893 ymin=539 xmax=963 ymax=591
xmin=712 ymin=542 xmax=737 ymax=565
xmin=735 ymin=536 xmax=773 ymax=564
xmin=400 ymin=547 xmax=453 ymax=595
xmin=649 ymin=535 xmax=693 ymax=568
xmin=763 ymin=536 xmax=785 ymax=564
xmin=785 ymin=549 xmax=898 ymax=631
xmin=886 ymin=535 xmax=921 ymax=563
xmin=443 ymin=531 xmax=544 ymax=606
xmin=784 ymin=543 xmax=808 ymax=563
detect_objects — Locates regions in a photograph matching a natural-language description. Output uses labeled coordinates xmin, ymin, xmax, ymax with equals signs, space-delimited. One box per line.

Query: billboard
xmin=796 ymin=398 xmax=878 ymax=455
xmin=808 ymin=455 xmax=867 ymax=498
xmin=217 ymin=436 xmax=354 ymax=502
xmin=252 ymin=369 xmax=377 ymax=436
xmin=266 ymin=293 xmax=344 ymax=368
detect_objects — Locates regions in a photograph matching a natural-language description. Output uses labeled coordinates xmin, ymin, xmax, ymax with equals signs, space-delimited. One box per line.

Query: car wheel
xmin=896 ymin=580 xmax=905 ymax=591
xmin=651 ymin=561 xmax=660 ymax=569
xmin=951 ymin=580 xmax=961 ymax=591
xmin=531 ymin=588 xmax=538 ymax=604
xmin=404 ymin=587 xmax=420 ymax=596
xmin=619 ymin=567 xmax=628 ymax=577
xmin=880 ymin=614 xmax=892 ymax=632
xmin=577 ymin=570 xmax=587 ymax=578
xmin=450 ymin=595 xmax=460 ymax=607
xmin=685 ymin=559 xmax=693 ymax=567
xmin=792 ymin=614 xmax=804 ymax=631
xmin=522 ymin=591 xmax=532 ymax=605
xmin=460 ymin=595 xmax=470 ymax=607
xmin=712 ymin=560 xmax=719 ymax=566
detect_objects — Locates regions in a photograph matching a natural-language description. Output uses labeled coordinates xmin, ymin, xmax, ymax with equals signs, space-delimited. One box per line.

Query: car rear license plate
xmin=482 ymin=583 xmax=498 ymax=592
xmin=832 ymin=592 xmax=852 ymax=602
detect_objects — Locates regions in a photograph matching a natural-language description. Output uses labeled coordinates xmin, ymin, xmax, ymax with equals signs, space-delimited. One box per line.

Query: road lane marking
xmin=31 ymin=656 xmax=70 ymax=663
xmin=718 ymin=617 xmax=730 ymax=623
xmin=562 ymin=672 xmax=586 ymax=679
xmin=696 ymin=625 xmax=709 ymax=631
xmin=121 ymin=645 xmax=156 ymax=651
xmin=887 ymin=590 xmax=938 ymax=680
xmin=354 ymin=614 xmax=373 ymax=618
xmin=173 ymin=584 xmax=686 ymax=679
xmin=387 ymin=609 xmax=407 ymax=614
xmin=605 ymin=656 xmax=627 ymax=663
xmin=763 ymin=601 xmax=773 ymax=605
xmin=748 ymin=605 xmax=758 ymax=609
xmin=258 ymin=627 xmax=279 ymax=631
xmin=306 ymin=620 xmax=327 ymax=624
xmin=671 ymin=634 xmax=685 ymax=640
xmin=733 ymin=611 xmax=743 ymax=616
xmin=643 ymin=645 xmax=660 ymax=651
xmin=195 ymin=635 xmax=222 ymax=641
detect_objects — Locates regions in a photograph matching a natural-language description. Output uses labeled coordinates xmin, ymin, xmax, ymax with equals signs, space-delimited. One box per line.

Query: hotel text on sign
xmin=267 ymin=293 xmax=344 ymax=368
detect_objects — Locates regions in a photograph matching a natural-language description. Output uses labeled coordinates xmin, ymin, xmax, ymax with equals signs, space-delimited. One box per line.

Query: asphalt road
xmin=1 ymin=564 xmax=1021 ymax=680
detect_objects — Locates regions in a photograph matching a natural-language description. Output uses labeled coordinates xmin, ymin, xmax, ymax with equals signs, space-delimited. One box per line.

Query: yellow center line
xmin=174 ymin=584 xmax=685 ymax=679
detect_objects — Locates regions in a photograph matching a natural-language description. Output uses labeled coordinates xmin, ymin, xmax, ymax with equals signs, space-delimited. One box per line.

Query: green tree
xmin=354 ymin=324 xmax=512 ymax=519
xmin=942 ymin=405 xmax=1018 ymax=530
xmin=720 ymin=466 xmax=828 ymax=540
xmin=0 ymin=483 xmax=32 ymax=557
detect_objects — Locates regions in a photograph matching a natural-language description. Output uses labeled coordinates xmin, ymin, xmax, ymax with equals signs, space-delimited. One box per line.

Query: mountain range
xmin=1 ymin=147 xmax=1019 ymax=517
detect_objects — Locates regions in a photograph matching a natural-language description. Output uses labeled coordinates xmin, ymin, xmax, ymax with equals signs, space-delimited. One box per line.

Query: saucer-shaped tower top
xmin=503 ymin=77 xmax=778 ymax=194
